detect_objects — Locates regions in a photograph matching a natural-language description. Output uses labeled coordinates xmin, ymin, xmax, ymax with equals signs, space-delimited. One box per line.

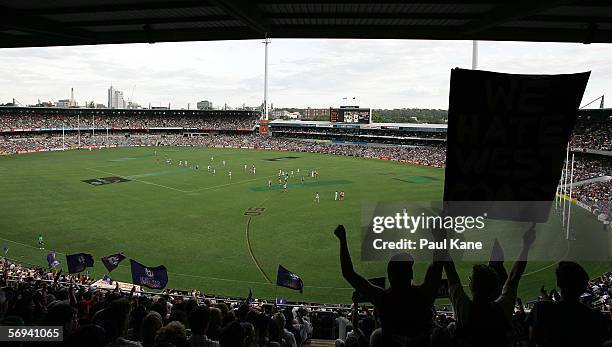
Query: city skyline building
xmin=196 ymin=100 xmax=213 ymax=110
xmin=107 ymin=85 xmax=125 ymax=109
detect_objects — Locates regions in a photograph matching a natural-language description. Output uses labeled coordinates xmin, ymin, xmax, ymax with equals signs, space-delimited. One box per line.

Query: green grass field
xmin=0 ymin=146 xmax=610 ymax=304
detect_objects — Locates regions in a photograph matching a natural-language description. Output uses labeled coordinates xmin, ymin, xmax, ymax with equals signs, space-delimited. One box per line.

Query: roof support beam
xmin=2 ymin=24 xmax=612 ymax=48
xmin=265 ymin=12 xmax=612 ymax=24
xmin=460 ymin=0 xmax=575 ymax=35
xmin=0 ymin=6 xmax=96 ymax=42
xmin=257 ymin=0 xmax=511 ymax=4
xmin=265 ymin=12 xmax=473 ymax=20
xmin=29 ymin=1 xmax=213 ymax=15
xmin=206 ymin=0 xmax=270 ymax=35
xmin=65 ymin=15 xmax=237 ymax=28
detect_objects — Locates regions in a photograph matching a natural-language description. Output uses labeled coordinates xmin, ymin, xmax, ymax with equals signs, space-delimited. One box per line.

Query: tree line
xmin=371 ymin=108 xmax=448 ymax=124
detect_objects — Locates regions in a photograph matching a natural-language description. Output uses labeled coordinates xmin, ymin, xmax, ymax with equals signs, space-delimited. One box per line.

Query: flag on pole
xmin=488 ymin=239 xmax=504 ymax=263
xmin=130 ymin=259 xmax=168 ymax=289
xmin=102 ymin=274 xmax=113 ymax=285
xmin=276 ymin=265 xmax=304 ymax=293
xmin=488 ymin=239 xmax=508 ymax=289
xmin=101 ymin=252 xmax=126 ymax=273
xmin=47 ymin=251 xmax=60 ymax=268
xmin=246 ymin=288 xmax=254 ymax=304
xmin=66 ymin=253 xmax=94 ymax=273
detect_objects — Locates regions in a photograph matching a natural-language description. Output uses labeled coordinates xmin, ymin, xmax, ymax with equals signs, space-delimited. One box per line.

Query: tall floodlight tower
xmin=472 ymin=41 xmax=479 ymax=70
xmin=262 ymin=36 xmax=270 ymax=120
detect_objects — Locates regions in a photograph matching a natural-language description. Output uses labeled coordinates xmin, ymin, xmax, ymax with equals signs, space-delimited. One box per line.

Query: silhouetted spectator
xmin=443 ymin=223 xmax=536 ymax=346
xmin=141 ymin=311 xmax=163 ymax=347
xmin=188 ymin=305 xmax=219 ymax=347
xmin=334 ymin=224 xmax=443 ymax=346
xmin=528 ymin=261 xmax=608 ymax=346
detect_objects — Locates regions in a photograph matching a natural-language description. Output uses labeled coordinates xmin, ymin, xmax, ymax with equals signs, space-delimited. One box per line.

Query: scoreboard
xmin=329 ymin=107 xmax=371 ymax=124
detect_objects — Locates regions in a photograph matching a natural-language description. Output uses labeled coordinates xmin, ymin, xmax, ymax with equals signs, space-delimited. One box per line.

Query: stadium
xmin=0 ymin=1 xmax=611 ymax=346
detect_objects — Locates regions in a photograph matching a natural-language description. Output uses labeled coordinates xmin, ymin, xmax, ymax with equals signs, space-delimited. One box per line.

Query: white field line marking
xmin=87 ymin=167 xmax=277 ymax=194
xmin=187 ymin=174 xmax=277 ymax=193
xmin=523 ymin=240 xmax=570 ymax=277
xmin=86 ymin=168 xmax=189 ymax=193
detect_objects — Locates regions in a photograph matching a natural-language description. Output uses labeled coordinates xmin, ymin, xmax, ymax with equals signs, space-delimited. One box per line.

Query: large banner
xmin=443 ymin=69 xmax=589 ymax=222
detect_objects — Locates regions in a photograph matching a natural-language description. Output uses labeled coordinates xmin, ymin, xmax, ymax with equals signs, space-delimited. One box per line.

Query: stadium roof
xmin=1 ymin=0 xmax=612 ymax=48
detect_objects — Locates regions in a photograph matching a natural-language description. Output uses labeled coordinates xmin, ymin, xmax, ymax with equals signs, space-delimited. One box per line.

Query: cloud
xmin=0 ymin=39 xmax=610 ymax=109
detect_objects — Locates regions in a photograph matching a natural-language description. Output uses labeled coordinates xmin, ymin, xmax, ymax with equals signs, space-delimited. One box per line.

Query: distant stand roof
xmin=0 ymin=0 xmax=611 ymax=48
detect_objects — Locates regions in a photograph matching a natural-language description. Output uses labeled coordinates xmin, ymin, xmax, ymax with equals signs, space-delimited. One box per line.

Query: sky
xmin=0 ymin=39 xmax=611 ymax=110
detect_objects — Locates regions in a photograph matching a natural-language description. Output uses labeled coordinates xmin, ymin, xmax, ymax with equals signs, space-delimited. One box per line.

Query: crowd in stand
xmin=0 ymin=133 xmax=448 ymax=168
xmin=568 ymin=155 xmax=611 ymax=219
xmin=0 ymin=258 xmax=315 ymax=347
xmin=572 ymin=117 xmax=612 ymax=152
xmin=573 ymin=182 xmax=612 ymax=213
xmin=206 ymin=135 xmax=447 ymax=167
xmin=572 ymin=157 xmax=612 ymax=182
xmin=270 ymin=127 xmax=447 ymax=140
xmin=1 ymin=112 xmax=610 ymax=151
xmin=0 ymin=114 xmax=257 ymax=131
xmin=1 ymin=229 xmax=611 ymax=347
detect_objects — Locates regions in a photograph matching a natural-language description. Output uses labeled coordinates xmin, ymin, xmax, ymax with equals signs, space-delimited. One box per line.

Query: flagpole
xmin=274 ymin=285 xmax=278 ymax=307
xmin=92 ymin=115 xmax=95 ymax=146
xmin=561 ymin=161 xmax=566 ymax=227
xmin=555 ymin=178 xmax=558 ymax=209
xmin=77 ymin=113 xmax=81 ymax=148
xmin=555 ymin=180 xmax=560 ymax=209
xmin=562 ymin=145 xmax=569 ymax=228
xmin=567 ymin=153 xmax=575 ymax=240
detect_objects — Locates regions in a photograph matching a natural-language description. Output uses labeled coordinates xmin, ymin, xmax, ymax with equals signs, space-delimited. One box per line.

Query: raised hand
xmin=540 ymin=285 xmax=548 ymax=298
xmin=523 ymin=222 xmax=536 ymax=247
xmin=334 ymin=224 xmax=347 ymax=241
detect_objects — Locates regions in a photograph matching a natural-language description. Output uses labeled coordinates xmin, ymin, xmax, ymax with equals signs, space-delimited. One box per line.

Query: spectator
xmin=141 ymin=311 xmax=163 ymax=347
xmin=528 ymin=261 xmax=608 ymax=346
xmin=334 ymin=224 xmax=443 ymax=346
xmin=443 ymin=224 xmax=536 ymax=346
xmin=154 ymin=320 xmax=189 ymax=347
xmin=103 ymin=298 xmax=141 ymax=346
xmin=272 ymin=312 xmax=297 ymax=347
xmin=188 ymin=305 xmax=220 ymax=347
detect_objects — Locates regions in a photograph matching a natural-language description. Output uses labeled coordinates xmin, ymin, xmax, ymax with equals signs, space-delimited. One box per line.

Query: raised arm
xmin=505 ymin=223 xmax=536 ymax=290
xmin=350 ymin=303 xmax=363 ymax=338
xmin=442 ymin=248 xmax=461 ymax=288
xmin=68 ymin=285 xmax=77 ymax=307
xmin=335 ymin=225 xmax=384 ymax=306
xmin=420 ymin=227 xmax=446 ymax=299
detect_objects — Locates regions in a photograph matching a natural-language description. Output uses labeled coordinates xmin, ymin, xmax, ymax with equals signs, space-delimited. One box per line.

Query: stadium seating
xmin=1 ymin=256 xmax=610 ymax=346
